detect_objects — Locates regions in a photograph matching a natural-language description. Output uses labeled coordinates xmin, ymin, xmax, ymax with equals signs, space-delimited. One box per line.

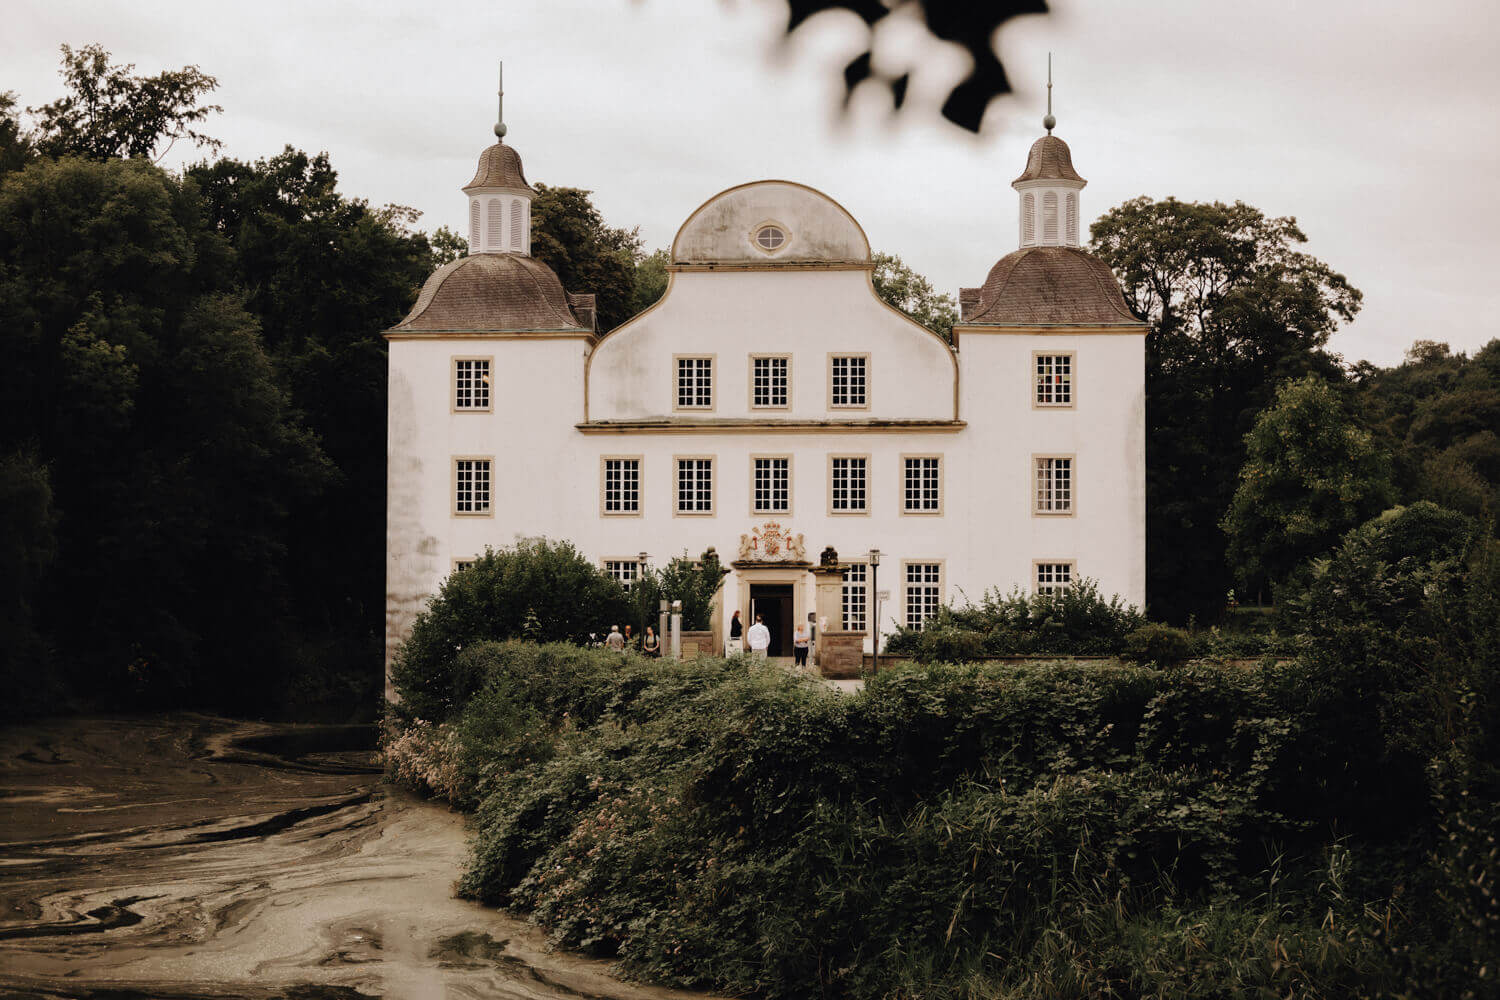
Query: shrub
xmin=885 ymin=578 xmax=1146 ymax=659
xmin=1121 ymin=623 xmax=1195 ymax=666
xmin=390 ymin=538 xmax=633 ymax=719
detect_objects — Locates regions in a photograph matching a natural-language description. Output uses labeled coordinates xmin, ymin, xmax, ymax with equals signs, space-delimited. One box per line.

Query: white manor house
xmin=385 ymin=97 xmax=1146 ymax=679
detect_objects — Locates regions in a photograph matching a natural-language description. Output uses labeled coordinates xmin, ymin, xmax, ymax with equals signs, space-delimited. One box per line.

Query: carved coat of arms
xmin=739 ymin=521 xmax=807 ymax=562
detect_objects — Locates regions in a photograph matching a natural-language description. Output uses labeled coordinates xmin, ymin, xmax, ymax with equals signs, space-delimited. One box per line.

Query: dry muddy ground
xmin=0 ymin=716 xmax=709 ymax=1000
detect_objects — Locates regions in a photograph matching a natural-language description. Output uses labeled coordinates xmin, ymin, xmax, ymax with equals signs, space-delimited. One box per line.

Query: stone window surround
xmin=1032 ymin=453 xmax=1076 ymax=516
xmin=901 ymin=559 xmax=945 ymax=631
xmin=673 ymin=454 xmax=716 ymax=516
xmin=827 ymin=453 xmax=871 ymax=515
xmin=1032 ymin=350 xmax=1075 ymax=409
xmin=900 ymin=453 xmax=944 ymax=516
xmin=749 ymin=354 xmax=792 ymax=410
xmin=828 ymin=352 xmax=871 ymax=410
xmin=599 ymin=455 xmax=644 ymax=517
xmin=673 ymin=354 xmax=716 ymax=412
xmin=452 ymin=456 xmax=494 ymax=517
xmin=750 ymin=453 xmax=793 ymax=517
xmin=452 ymin=355 xmax=493 ymax=412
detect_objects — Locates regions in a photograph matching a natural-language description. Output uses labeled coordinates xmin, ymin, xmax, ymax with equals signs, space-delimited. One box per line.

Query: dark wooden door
xmin=751 ymin=584 xmax=794 ymax=656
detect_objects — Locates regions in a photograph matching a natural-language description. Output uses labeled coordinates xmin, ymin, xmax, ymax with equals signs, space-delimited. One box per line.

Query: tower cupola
xmin=1010 ymin=59 xmax=1085 ymax=249
xmin=463 ymin=64 xmax=534 ymax=256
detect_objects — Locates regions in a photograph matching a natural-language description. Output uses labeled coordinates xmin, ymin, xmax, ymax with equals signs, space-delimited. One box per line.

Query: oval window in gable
xmin=754 ymin=225 xmax=786 ymax=251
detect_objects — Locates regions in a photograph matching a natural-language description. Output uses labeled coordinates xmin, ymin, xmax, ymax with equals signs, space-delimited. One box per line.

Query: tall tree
xmin=188 ymin=148 xmax=441 ymax=685
xmin=530 ymin=183 xmax=642 ymax=332
xmin=871 ymin=251 xmax=958 ymax=341
xmin=1222 ymin=375 xmax=1395 ymax=593
xmin=631 ymin=248 xmax=670 ymax=315
xmin=0 ymin=92 xmax=34 ymax=174
xmin=1090 ymin=197 xmax=1362 ymax=619
xmin=0 ymin=156 xmax=331 ymax=708
xmin=28 ymin=43 xmax=222 ymax=162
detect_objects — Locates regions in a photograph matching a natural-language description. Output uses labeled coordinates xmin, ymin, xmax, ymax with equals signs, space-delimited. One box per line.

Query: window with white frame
xmin=1034 ymin=456 xmax=1073 ymax=514
xmin=604 ymin=559 xmax=641 ymax=590
xmin=454 ymin=459 xmax=491 ymax=514
xmin=1034 ymin=354 xmax=1072 ymax=406
xmin=453 ymin=558 xmax=477 ymax=573
xmin=753 ymin=457 xmax=790 ymax=513
xmin=905 ymin=563 xmax=941 ymax=630
xmin=1035 ymin=562 xmax=1074 ymax=595
xmin=752 ymin=356 xmax=789 ymax=408
xmin=830 ymin=456 xmax=867 ymax=513
xmin=601 ymin=458 xmax=641 ymax=514
xmin=903 ymin=456 xmax=941 ymax=513
xmin=454 ymin=358 xmax=490 ymax=409
xmin=841 ymin=563 xmax=867 ymax=632
xmin=676 ymin=458 xmax=714 ymax=514
xmin=676 ymin=357 xmax=713 ymax=409
xmin=830 ymin=355 xmax=867 ymax=407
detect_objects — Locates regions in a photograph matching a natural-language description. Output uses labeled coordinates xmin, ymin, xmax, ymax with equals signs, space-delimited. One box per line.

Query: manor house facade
xmin=385 ymin=101 xmax=1145 ymax=685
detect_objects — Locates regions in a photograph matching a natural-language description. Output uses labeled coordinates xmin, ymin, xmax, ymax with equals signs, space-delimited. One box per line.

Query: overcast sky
xmin=9 ymin=0 xmax=1498 ymax=365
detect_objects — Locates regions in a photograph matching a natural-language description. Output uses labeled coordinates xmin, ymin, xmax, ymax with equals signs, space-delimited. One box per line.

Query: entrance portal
xmin=749 ymin=584 xmax=794 ymax=657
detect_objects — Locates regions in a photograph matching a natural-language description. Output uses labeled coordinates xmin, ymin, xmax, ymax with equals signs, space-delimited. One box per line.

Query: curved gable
xmin=671 ymin=180 xmax=870 ymax=266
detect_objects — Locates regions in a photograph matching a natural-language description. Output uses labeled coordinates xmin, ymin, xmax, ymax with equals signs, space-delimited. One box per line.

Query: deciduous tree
xmin=530 ymin=183 xmax=642 ymax=332
xmin=1090 ymin=197 xmax=1361 ymax=619
xmin=871 ymin=251 xmax=958 ymax=341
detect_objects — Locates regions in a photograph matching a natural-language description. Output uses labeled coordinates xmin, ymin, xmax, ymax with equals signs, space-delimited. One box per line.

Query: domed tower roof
xmin=963 ymin=246 xmax=1140 ymax=326
xmin=390 ymin=254 xmax=591 ymax=333
xmin=464 ymin=142 xmax=533 ymax=193
xmin=1012 ymin=135 xmax=1085 ymax=185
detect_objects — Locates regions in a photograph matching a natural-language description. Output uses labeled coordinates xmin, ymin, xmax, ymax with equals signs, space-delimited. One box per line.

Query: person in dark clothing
xmin=729 ymin=610 xmax=743 ymax=652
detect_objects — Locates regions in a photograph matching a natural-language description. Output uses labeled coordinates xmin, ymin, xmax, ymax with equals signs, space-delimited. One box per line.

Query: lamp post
xmin=867 ymin=548 xmax=881 ymax=673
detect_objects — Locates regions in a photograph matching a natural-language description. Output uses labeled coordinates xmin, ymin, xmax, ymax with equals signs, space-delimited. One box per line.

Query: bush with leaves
xmin=390 ymin=539 xmax=632 ymax=720
xmin=1121 ymin=623 xmax=1195 ymax=666
xmin=884 ymin=578 xmax=1146 ymax=659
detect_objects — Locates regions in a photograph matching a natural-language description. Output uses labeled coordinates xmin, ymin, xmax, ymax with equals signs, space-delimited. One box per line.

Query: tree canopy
xmin=27 ymin=43 xmax=222 ymax=162
xmin=1091 ymin=197 xmax=1362 ymax=619
xmin=1222 ymin=375 xmax=1394 ymax=593
xmin=530 ymin=184 xmax=643 ymax=333
xmin=871 ymin=251 xmax=958 ymax=341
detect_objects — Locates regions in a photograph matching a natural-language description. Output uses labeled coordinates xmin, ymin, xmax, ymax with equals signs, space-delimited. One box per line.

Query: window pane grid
xmin=831 ymin=456 xmax=867 ymax=512
xmin=906 ymin=563 xmax=941 ymax=630
xmin=676 ymin=358 xmax=713 ymax=408
xmin=1035 ymin=354 xmax=1072 ymax=405
xmin=455 ymin=359 xmax=490 ymax=409
xmin=903 ymin=457 xmax=941 ymax=511
xmin=1035 ymin=457 xmax=1073 ymax=513
xmin=842 ymin=563 xmax=867 ymax=631
xmin=753 ymin=457 xmax=790 ymax=513
xmin=831 ymin=355 xmax=866 ymax=406
xmin=752 ymin=357 xmax=788 ymax=407
xmin=1036 ymin=562 xmax=1073 ymax=595
xmin=603 ymin=458 xmax=640 ymax=513
xmin=455 ymin=459 xmax=490 ymax=513
xmin=604 ymin=559 xmax=640 ymax=590
xmin=676 ymin=459 xmax=713 ymax=512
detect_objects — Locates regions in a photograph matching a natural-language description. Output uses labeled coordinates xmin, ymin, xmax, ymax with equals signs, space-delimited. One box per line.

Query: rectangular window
xmin=454 ymin=458 xmax=491 ymax=514
xmin=752 ymin=456 xmax=791 ymax=514
xmin=675 ymin=356 xmax=714 ymax=409
xmin=1034 ymin=456 xmax=1073 ymax=514
xmin=905 ymin=562 xmax=942 ymax=630
xmin=902 ymin=456 xmax=942 ymax=513
xmin=830 ymin=455 xmax=868 ymax=513
xmin=751 ymin=356 xmax=789 ymax=408
xmin=1035 ymin=561 xmax=1074 ymax=595
xmin=676 ymin=457 xmax=714 ymax=514
xmin=601 ymin=457 xmax=641 ymax=515
xmin=454 ymin=358 xmax=491 ymax=410
xmin=830 ymin=354 xmax=868 ymax=407
xmin=1034 ymin=353 xmax=1073 ymax=407
xmin=603 ymin=559 xmax=640 ymax=590
xmin=452 ymin=558 xmax=477 ymax=573
xmin=841 ymin=563 xmax=867 ymax=632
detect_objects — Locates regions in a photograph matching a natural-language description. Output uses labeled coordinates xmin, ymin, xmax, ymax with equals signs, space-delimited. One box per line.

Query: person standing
xmin=606 ymin=625 xmax=625 ymax=651
xmin=729 ymin=610 xmax=743 ymax=652
xmin=642 ymin=626 xmax=661 ymax=658
xmin=792 ymin=623 xmax=810 ymax=669
xmin=746 ymin=614 xmax=770 ymax=659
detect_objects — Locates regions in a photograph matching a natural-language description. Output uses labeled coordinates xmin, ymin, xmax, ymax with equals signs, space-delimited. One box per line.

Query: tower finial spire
xmin=1043 ymin=53 xmax=1056 ymax=134
xmin=494 ymin=61 xmax=507 ymax=141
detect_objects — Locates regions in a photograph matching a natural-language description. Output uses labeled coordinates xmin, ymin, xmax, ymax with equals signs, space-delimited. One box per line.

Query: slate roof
xmin=962 ymin=247 xmax=1141 ymax=326
xmin=464 ymin=142 xmax=533 ymax=192
xmin=1012 ymin=135 xmax=1085 ymax=184
xmin=390 ymin=253 xmax=590 ymax=333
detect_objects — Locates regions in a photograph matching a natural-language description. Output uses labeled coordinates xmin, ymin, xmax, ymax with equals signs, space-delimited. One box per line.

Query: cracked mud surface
xmin=0 ymin=716 xmax=707 ymax=1000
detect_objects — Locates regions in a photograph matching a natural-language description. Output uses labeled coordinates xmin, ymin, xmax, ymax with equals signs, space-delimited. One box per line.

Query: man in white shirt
xmin=745 ymin=614 xmax=771 ymax=658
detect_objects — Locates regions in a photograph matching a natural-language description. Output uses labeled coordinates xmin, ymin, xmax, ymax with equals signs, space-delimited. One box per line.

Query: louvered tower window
xmin=1065 ymin=193 xmax=1079 ymax=246
xmin=1022 ymin=193 xmax=1035 ymax=245
xmin=1042 ymin=192 xmax=1059 ymax=244
xmin=510 ymin=198 xmax=523 ymax=250
xmin=468 ymin=201 xmax=480 ymax=254
xmin=486 ymin=198 xmax=502 ymax=249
